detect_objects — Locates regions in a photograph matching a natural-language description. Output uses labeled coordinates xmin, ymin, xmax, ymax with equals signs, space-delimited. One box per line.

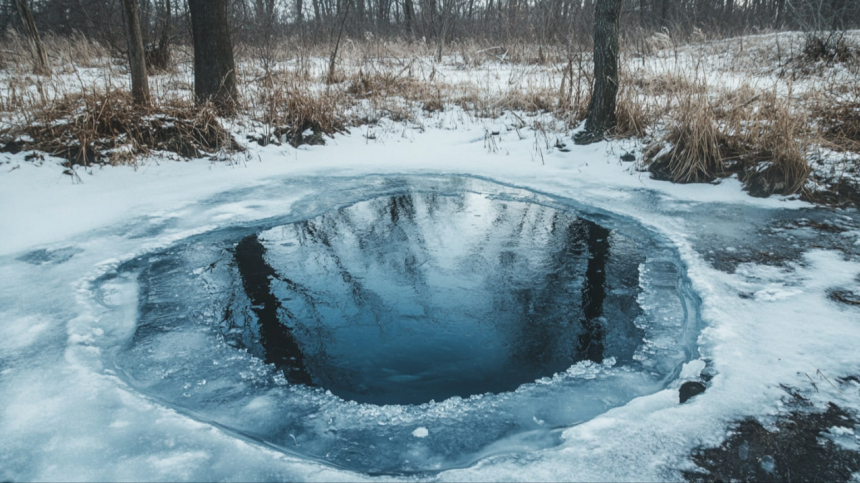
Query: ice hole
xmin=229 ymin=192 xmax=644 ymax=405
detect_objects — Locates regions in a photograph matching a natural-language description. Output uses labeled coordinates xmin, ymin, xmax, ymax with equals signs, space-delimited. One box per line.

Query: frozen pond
xmin=92 ymin=176 xmax=699 ymax=474
xmin=5 ymin=163 xmax=860 ymax=482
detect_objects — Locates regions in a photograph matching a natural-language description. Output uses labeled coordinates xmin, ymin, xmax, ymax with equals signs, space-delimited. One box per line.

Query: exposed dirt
xmin=685 ymin=402 xmax=860 ymax=483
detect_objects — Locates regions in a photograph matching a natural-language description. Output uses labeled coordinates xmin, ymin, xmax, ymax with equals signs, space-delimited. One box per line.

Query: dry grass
xmin=734 ymin=100 xmax=812 ymax=197
xmin=645 ymin=92 xmax=725 ymax=183
xmin=1 ymin=31 xmax=859 ymax=202
xmin=800 ymin=32 xmax=858 ymax=65
xmin=245 ymin=70 xmax=349 ymax=146
xmin=645 ymin=83 xmax=813 ymax=196
xmin=346 ymin=68 xmax=423 ymax=99
xmin=0 ymin=89 xmax=239 ymax=166
xmin=0 ymin=31 xmax=110 ymax=72
xmin=629 ymin=71 xmax=707 ymax=97
xmin=813 ymin=99 xmax=860 ymax=153
xmin=615 ymin=79 xmax=656 ymax=138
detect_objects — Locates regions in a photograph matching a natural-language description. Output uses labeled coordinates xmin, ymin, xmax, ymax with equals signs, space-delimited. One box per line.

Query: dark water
xmin=222 ymin=192 xmax=644 ymax=405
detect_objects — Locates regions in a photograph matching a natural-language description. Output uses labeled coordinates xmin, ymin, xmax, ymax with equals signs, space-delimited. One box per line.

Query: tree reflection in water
xmin=229 ymin=191 xmax=645 ymax=405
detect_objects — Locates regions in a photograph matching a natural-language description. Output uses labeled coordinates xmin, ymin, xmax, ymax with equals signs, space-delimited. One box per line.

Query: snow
xmin=679 ymin=359 xmax=706 ymax=380
xmin=1 ymin=105 xmax=859 ymax=481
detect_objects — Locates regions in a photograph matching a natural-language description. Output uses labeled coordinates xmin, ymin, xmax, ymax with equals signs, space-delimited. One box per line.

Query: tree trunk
xmin=427 ymin=0 xmax=438 ymax=36
xmin=435 ymin=14 xmax=449 ymax=62
xmin=188 ymin=0 xmax=238 ymax=112
xmin=160 ymin=0 xmax=172 ymax=62
xmin=13 ymin=0 xmax=49 ymax=75
xmin=377 ymin=0 xmax=390 ymax=28
xmin=659 ymin=0 xmax=669 ymax=28
xmin=403 ymin=0 xmax=415 ymax=37
xmin=575 ymin=0 xmax=621 ymax=144
xmin=312 ymin=0 xmax=321 ymax=31
xmin=140 ymin=0 xmax=152 ymax=46
xmin=723 ymin=0 xmax=734 ymax=26
xmin=326 ymin=0 xmax=351 ymax=84
xmin=774 ymin=0 xmax=785 ymax=28
xmin=121 ymin=0 xmax=150 ymax=106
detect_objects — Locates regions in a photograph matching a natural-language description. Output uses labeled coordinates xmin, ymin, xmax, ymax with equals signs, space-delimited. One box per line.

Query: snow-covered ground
xmin=2 ymin=107 xmax=860 ymax=481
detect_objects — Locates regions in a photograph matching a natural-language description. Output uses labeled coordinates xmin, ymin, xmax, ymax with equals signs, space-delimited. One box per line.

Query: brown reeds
xmin=645 ymin=82 xmax=813 ymax=197
xmin=813 ymin=100 xmax=860 ymax=153
xmin=646 ymin=92 xmax=725 ymax=183
xmin=0 ymin=89 xmax=239 ymax=166
xmin=248 ymin=72 xmax=348 ymax=146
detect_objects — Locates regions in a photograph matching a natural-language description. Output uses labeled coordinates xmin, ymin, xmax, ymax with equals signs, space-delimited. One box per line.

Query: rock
xmin=680 ymin=381 xmax=706 ymax=403
xmin=573 ymin=129 xmax=604 ymax=145
xmin=1 ymin=139 xmax=25 ymax=154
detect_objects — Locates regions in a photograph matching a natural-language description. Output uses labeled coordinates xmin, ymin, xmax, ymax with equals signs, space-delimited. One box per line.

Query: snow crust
xmin=1 ymin=107 xmax=859 ymax=481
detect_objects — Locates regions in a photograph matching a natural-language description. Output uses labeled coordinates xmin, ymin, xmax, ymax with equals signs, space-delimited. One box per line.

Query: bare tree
xmin=403 ymin=0 xmax=416 ymax=37
xmin=120 ymin=0 xmax=150 ymax=105
xmin=575 ymin=0 xmax=621 ymax=144
xmin=13 ymin=0 xmax=49 ymax=75
xmin=326 ymin=0 xmax=351 ymax=84
xmin=8 ymin=0 xmax=860 ymax=67
xmin=188 ymin=0 xmax=238 ymax=112
xmin=145 ymin=0 xmax=172 ymax=71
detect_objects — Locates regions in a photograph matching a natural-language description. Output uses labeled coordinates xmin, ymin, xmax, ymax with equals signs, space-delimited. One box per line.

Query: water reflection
xmin=226 ymin=192 xmax=644 ymax=405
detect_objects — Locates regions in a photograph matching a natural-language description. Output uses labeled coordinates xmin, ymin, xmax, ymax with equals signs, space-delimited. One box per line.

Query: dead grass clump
xmin=345 ymin=68 xmax=421 ymax=99
xmin=711 ymin=87 xmax=775 ymax=122
xmin=813 ymin=101 xmax=860 ymax=153
xmin=801 ymin=32 xmax=858 ymax=65
xmin=422 ymin=90 xmax=445 ymax=112
xmin=646 ymin=94 xmax=726 ymax=183
xmin=630 ymin=72 xmax=706 ymax=97
xmin=647 ymin=89 xmax=812 ymax=197
xmin=0 ymin=31 xmax=110 ymax=72
xmin=346 ymin=69 xmax=455 ymax=116
xmin=47 ymin=32 xmax=110 ymax=69
xmin=556 ymin=54 xmax=592 ymax=126
xmin=494 ymin=89 xmax=557 ymax=114
xmin=614 ymin=84 xmax=654 ymax=138
xmin=251 ymin=85 xmax=348 ymax=147
xmin=551 ymin=91 xmax=590 ymax=131
xmin=735 ymin=103 xmax=811 ymax=197
xmin=0 ymin=90 xmax=239 ymax=166
xmin=785 ymin=32 xmax=860 ymax=76
xmin=145 ymin=41 xmax=172 ymax=73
